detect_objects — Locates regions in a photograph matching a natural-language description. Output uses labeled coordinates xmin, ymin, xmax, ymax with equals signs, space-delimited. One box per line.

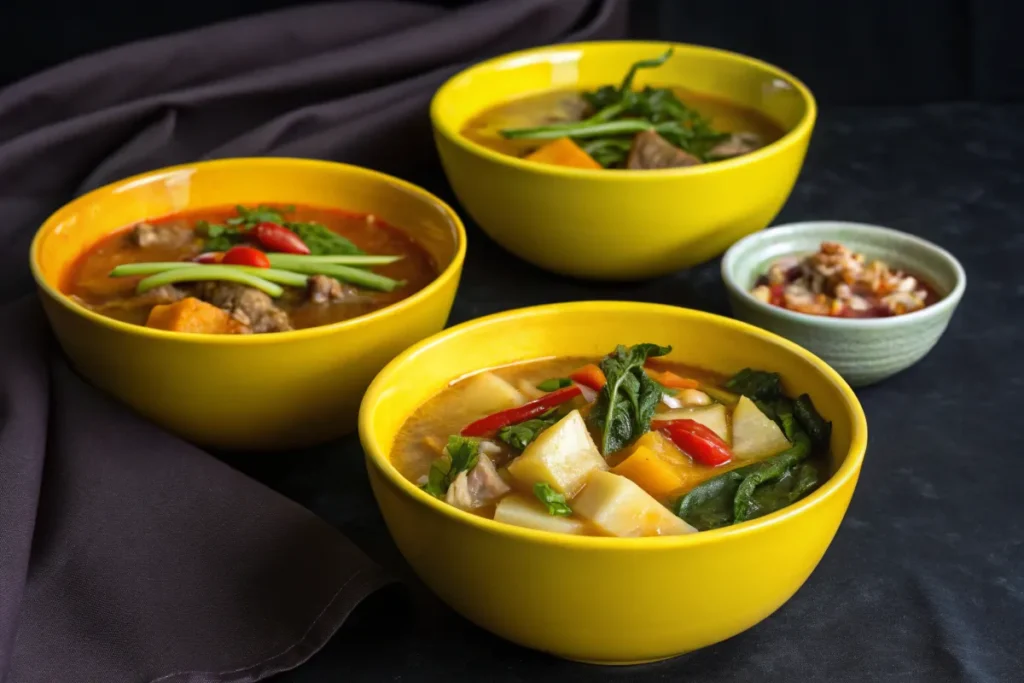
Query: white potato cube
xmin=457 ymin=371 xmax=527 ymax=418
xmin=652 ymin=403 xmax=730 ymax=443
xmin=507 ymin=410 xmax=607 ymax=496
xmin=572 ymin=471 xmax=696 ymax=537
xmin=731 ymin=395 xmax=791 ymax=460
xmin=493 ymin=495 xmax=587 ymax=535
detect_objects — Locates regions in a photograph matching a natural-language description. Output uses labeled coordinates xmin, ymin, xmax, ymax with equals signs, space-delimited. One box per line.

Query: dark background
xmin=2 ymin=0 xmax=1023 ymax=103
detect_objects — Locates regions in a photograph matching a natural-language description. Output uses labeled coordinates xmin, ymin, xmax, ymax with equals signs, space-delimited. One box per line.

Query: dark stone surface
xmin=233 ymin=103 xmax=1024 ymax=682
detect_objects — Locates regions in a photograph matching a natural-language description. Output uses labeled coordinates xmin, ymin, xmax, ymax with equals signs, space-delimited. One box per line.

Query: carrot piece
xmin=569 ymin=363 xmax=607 ymax=391
xmin=524 ymin=138 xmax=602 ymax=170
xmin=611 ymin=446 xmax=686 ymax=501
xmin=645 ymin=368 xmax=700 ymax=389
xmin=146 ymin=297 xmax=247 ymax=334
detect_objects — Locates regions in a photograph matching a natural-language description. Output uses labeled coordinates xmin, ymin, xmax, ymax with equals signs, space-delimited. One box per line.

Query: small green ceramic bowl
xmin=721 ymin=221 xmax=966 ymax=387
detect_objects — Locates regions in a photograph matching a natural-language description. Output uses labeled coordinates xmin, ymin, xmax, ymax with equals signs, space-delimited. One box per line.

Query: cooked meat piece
xmin=129 ymin=222 xmax=193 ymax=249
xmin=75 ymin=284 xmax=185 ymax=314
xmin=707 ymin=132 xmax=764 ymax=160
xmin=306 ymin=274 xmax=368 ymax=304
xmin=193 ymin=282 xmax=293 ymax=333
xmin=626 ymin=131 xmax=702 ymax=170
xmin=444 ymin=454 xmax=511 ymax=511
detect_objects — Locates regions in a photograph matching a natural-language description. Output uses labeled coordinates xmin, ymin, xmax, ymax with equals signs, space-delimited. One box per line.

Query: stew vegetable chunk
xmin=392 ymin=345 xmax=833 ymax=537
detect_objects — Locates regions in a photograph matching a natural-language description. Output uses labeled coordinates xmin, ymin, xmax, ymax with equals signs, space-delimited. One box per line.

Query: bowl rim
xmin=29 ymin=157 xmax=468 ymax=345
xmin=721 ymin=220 xmax=968 ymax=329
xmin=430 ymin=39 xmax=818 ymax=181
xmin=359 ymin=301 xmax=868 ymax=549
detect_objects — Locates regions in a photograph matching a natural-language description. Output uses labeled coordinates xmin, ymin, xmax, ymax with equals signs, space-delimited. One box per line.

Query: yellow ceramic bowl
xmin=431 ymin=41 xmax=816 ymax=280
xmin=31 ymin=158 xmax=466 ymax=450
xmin=360 ymin=302 xmax=866 ymax=664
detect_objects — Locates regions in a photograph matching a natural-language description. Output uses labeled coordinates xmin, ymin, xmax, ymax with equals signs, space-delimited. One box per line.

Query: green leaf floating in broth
xmin=794 ymin=393 xmax=832 ymax=449
xmin=197 ymin=204 xmax=365 ymax=257
xmin=421 ymin=435 xmax=480 ymax=498
xmin=497 ymin=409 xmax=560 ymax=451
xmin=534 ymin=483 xmax=572 ymax=517
xmin=286 ymin=222 xmax=363 ymax=257
xmin=590 ymin=343 xmax=672 ymax=455
xmin=724 ymin=368 xmax=784 ymax=402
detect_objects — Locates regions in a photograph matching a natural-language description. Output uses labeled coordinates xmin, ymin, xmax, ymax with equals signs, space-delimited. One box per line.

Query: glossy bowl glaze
xmin=722 ymin=221 xmax=967 ymax=387
xmin=359 ymin=302 xmax=867 ymax=664
xmin=31 ymin=158 xmax=466 ymax=450
xmin=431 ymin=41 xmax=816 ymax=281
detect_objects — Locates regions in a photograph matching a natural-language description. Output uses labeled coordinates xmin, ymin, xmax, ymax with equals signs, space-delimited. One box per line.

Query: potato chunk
xmin=572 ymin=471 xmax=696 ymax=537
xmin=507 ymin=410 xmax=607 ymax=496
xmin=493 ymin=495 xmax=587 ymax=535
xmin=731 ymin=395 xmax=791 ymax=460
xmin=146 ymin=297 xmax=247 ymax=334
xmin=457 ymin=371 xmax=527 ymax=419
xmin=653 ymin=403 xmax=730 ymax=443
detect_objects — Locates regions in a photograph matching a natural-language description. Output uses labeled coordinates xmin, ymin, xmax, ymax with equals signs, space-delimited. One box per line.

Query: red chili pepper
xmin=193 ymin=252 xmax=224 ymax=264
xmin=254 ymin=222 xmax=310 ymax=255
xmin=655 ymin=419 xmax=733 ymax=467
xmin=460 ymin=385 xmax=582 ymax=437
xmin=770 ymin=284 xmax=785 ymax=307
xmin=221 ymin=245 xmax=271 ymax=268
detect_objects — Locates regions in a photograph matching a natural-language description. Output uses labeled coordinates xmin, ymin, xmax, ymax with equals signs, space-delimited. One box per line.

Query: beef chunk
xmin=193 ymin=282 xmax=293 ymax=333
xmin=76 ymin=284 xmax=185 ymax=315
xmin=444 ymin=455 xmax=511 ymax=511
xmin=707 ymin=132 xmax=764 ymax=160
xmin=129 ymin=222 xmax=192 ymax=249
xmin=307 ymin=275 xmax=375 ymax=305
xmin=626 ymin=131 xmax=702 ymax=170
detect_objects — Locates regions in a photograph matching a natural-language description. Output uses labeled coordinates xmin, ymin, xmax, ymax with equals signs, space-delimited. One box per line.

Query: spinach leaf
xmin=421 ymin=435 xmax=480 ymax=498
xmin=537 ymin=377 xmax=572 ymax=392
xmin=742 ymin=461 xmax=820 ymax=522
xmin=228 ymin=204 xmax=289 ymax=227
xmin=196 ymin=220 xmax=246 ymax=252
xmin=733 ymin=431 xmax=811 ymax=522
xmin=286 ymin=221 xmax=363 ymax=257
xmin=590 ymin=343 xmax=672 ymax=455
xmin=673 ymin=468 xmax=751 ymax=530
xmin=497 ymin=410 xmax=560 ymax=451
xmin=724 ymin=368 xmax=784 ymax=402
xmin=794 ymin=394 xmax=832 ymax=451
xmin=534 ymin=483 xmax=572 ymax=516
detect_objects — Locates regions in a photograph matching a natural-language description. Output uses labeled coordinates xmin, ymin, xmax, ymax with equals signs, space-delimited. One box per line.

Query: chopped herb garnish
xmin=497 ymin=409 xmax=560 ymax=451
xmin=537 ymin=377 xmax=573 ymax=392
xmin=533 ymin=483 xmax=572 ymax=516
xmin=197 ymin=205 xmax=364 ymax=257
xmin=421 ymin=436 xmax=480 ymax=498
xmin=590 ymin=343 xmax=672 ymax=455
xmin=286 ymin=222 xmax=363 ymax=257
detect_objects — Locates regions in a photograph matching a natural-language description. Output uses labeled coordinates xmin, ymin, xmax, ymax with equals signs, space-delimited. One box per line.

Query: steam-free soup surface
xmin=392 ymin=343 xmax=832 ymax=538
xmin=64 ymin=204 xmax=438 ymax=334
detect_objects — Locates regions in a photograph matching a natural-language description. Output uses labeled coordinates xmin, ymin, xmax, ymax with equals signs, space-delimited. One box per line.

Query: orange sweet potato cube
xmin=146 ymin=297 xmax=247 ymax=334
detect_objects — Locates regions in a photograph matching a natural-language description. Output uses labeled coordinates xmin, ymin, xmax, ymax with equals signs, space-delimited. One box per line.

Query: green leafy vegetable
xmin=794 ymin=394 xmax=832 ymax=450
xmin=499 ymin=48 xmax=728 ymax=167
xmin=286 ymin=222 xmax=363 ymax=257
xmin=537 ymin=377 xmax=573 ymax=392
xmin=534 ymin=483 xmax=572 ymax=516
xmin=590 ymin=343 xmax=672 ymax=455
xmin=228 ymin=204 xmax=288 ymax=226
xmin=196 ymin=221 xmax=246 ymax=252
xmin=724 ymin=368 xmax=784 ymax=402
xmin=421 ymin=436 xmax=480 ymax=498
xmin=497 ymin=410 xmax=560 ymax=451
xmin=732 ymin=432 xmax=811 ymax=522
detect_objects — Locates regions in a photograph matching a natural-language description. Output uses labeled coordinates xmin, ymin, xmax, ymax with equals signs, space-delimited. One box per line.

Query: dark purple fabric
xmin=0 ymin=2 xmax=627 ymax=682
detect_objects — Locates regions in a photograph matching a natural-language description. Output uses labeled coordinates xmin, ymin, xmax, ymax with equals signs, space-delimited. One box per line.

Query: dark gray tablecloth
xmin=255 ymin=103 xmax=1024 ymax=682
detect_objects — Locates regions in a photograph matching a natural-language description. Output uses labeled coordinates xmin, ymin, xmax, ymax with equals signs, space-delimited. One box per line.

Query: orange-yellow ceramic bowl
xmin=360 ymin=302 xmax=866 ymax=664
xmin=431 ymin=41 xmax=816 ymax=280
xmin=31 ymin=158 xmax=466 ymax=450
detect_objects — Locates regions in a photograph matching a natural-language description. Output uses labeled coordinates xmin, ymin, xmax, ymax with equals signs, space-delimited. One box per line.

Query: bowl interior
xmin=361 ymin=302 xmax=866 ymax=540
xmin=724 ymin=221 xmax=965 ymax=300
xmin=433 ymin=41 xmax=812 ymax=148
xmin=33 ymin=158 xmax=462 ymax=303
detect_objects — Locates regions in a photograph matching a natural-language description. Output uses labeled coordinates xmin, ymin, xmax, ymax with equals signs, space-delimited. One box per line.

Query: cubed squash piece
xmin=732 ymin=395 xmax=791 ymax=460
xmin=146 ymin=297 xmax=246 ymax=334
xmin=524 ymin=137 xmax=602 ymax=170
xmin=611 ymin=446 xmax=686 ymax=501
xmin=493 ymin=495 xmax=587 ymax=535
xmin=652 ymin=403 xmax=730 ymax=443
xmin=507 ymin=410 xmax=607 ymax=496
xmin=457 ymin=372 xmax=527 ymax=418
xmin=573 ymin=471 xmax=696 ymax=537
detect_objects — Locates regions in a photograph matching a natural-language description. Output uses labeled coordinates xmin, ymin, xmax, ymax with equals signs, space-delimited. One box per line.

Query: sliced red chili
xmin=254 ymin=222 xmax=310 ymax=255
xmin=221 ymin=245 xmax=271 ymax=268
xmin=655 ymin=419 xmax=733 ymax=467
xmin=460 ymin=385 xmax=582 ymax=437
